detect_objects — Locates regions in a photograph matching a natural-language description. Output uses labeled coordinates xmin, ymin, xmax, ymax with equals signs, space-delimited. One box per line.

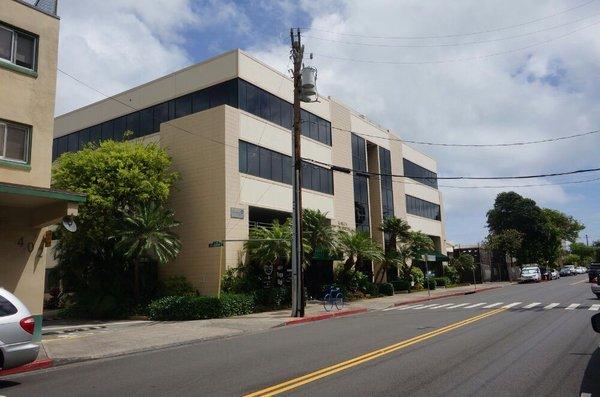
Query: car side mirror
xmin=592 ymin=313 xmax=600 ymax=333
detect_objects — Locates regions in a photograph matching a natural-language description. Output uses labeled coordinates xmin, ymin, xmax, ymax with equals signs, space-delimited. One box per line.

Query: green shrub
xmin=391 ymin=280 xmax=411 ymax=292
xmin=334 ymin=267 xmax=370 ymax=295
xmin=161 ymin=276 xmax=196 ymax=297
xmin=378 ymin=283 xmax=394 ymax=296
xmin=364 ymin=282 xmax=380 ymax=297
xmin=410 ymin=267 xmax=424 ymax=285
xmin=147 ymin=293 xmax=255 ymax=321
xmin=424 ymin=277 xmax=437 ymax=290
xmin=434 ymin=277 xmax=451 ymax=287
xmin=253 ymin=287 xmax=290 ymax=309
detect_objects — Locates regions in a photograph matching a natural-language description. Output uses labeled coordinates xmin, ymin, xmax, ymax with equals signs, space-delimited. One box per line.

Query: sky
xmin=54 ymin=0 xmax=600 ymax=245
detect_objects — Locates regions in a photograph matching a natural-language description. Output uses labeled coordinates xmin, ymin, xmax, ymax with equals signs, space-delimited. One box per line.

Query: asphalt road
xmin=3 ymin=274 xmax=600 ymax=397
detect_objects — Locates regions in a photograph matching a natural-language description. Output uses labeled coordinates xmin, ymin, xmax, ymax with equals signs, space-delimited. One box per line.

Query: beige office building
xmin=54 ymin=49 xmax=446 ymax=296
xmin=0 ymin=0 xmax=84 ymax=337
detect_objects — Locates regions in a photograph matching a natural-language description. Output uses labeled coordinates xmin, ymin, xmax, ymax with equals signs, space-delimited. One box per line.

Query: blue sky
xmin=56 ymin=0 xmax=600 ymax=246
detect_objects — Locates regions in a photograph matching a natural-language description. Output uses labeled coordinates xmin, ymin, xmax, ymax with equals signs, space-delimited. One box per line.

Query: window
xmin=379 ymin=147 xmax=394 ymax=219
xmin=126 ymin=112 xmax=140 ymax=137
xmin=0 ymin=296 xmax=17 ymax=317
xmin=0 ymin=24 xmax=37 ymax=71
xmin=113 ymin=117 xmax=126 ymax=141
xmin=101 ymin=121 xmax=114 ymax=141
xmin=0 ymin=121 xmax=30 ymax=163
xmin=352 ymin=134 xmax=370 ymax=232
xmin=406 ymin=195 xmax=440 ymax=221
xmin=192 ymin=91 xmax=209 ymax=113
xmin=259 ymin=90 xmax=270 ymax=120
xmin=139 ymin=108 xmax=154 ymax=136
xmin=67 ymin=132 xmax=78 ymax=152
xmin=175 ymin=95 xmax=192 ymax=119
xmin=403 ymin=159 xmax=438 ymax=189
xmin=89 ymin=124 xmax=101 ymax=145
xmin=270 ymin=96 xmax=281 ymax=126
xmin=78 ymin=128 xmax=89 ymax=149
xmin=238 ymin=140 xmax=333 ymax=194
xmin=153 ymin=103 xmax=169 ymax=132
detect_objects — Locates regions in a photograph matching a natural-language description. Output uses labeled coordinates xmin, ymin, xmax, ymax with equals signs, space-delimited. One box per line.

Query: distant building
xmin=53 ymin=50 xmax=447 ymax=294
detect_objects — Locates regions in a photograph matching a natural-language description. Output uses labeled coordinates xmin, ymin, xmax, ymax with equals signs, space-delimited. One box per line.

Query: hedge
xmin=147 ymin=293 xmax=255 ymax=321
xmin=424 ymin=277 xmax=437 ymax=290
xmin=434 ymin=277 xmax=451 ymax=287
xmin=378 ymin=283 xmax=394 ymax=296
xmin=391 ymin=280 xmax=411 ymax=292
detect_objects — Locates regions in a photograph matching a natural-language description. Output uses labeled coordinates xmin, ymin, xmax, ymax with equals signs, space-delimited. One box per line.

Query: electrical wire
xmin=302 ymin=0 xmax=597 ymax=40
xmin=314 ymin=18 xmax=600 ymax=65
xmin=303 ymin=11 xmax=600 ymax=48
xmin=330 ymin=126 xmax=600 ymax=147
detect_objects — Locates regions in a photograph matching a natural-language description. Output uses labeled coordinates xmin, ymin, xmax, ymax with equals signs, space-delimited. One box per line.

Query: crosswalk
xmin=384 ymin=301 xmax=600 ymax=312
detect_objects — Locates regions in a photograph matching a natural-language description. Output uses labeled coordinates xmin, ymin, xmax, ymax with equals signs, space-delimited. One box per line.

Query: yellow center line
xmin=244 ymin=308 xmax=506 ymax=397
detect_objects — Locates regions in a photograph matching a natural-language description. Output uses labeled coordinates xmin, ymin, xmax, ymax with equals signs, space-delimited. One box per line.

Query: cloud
xmin=249 ymin=0 xmax=600 ymax=243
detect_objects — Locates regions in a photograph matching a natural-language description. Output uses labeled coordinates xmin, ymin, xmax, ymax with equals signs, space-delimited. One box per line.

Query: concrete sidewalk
xmin=39 ymin=282 xmax=509 ymax=367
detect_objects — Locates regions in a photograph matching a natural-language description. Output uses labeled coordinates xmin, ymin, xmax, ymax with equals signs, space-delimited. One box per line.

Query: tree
xmin=244 ymin=219 xmax=293 ymax=271
xmin=302 ymin=209 xmax=337 ymax=262
xmin=570 ymin=242 xmax=595 ymax=266
xmin=376 ymin=216 xmax=411 ymax=282
xmin=337 ymin=230 xmax=384 ymax=273
xmin=542 ymin=209 xmax=584 ymax=243
xmin=450 ymin=253 xmax=475 ymax=273
xmin=52 ymin=139 xmax=179 ymax=318
xmin=485 ymin=229 xmax=523 ymax=281
xmin=113 ymin=202 xmax=181 ymax=304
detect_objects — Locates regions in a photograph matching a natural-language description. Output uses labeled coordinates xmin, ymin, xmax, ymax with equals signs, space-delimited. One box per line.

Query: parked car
xmin=519 ymin=266 xmax=542 ymax=283
xmin=589 ymin=263 xmax=600 ymax=282
xmin=0 ymin=288 xmax=39 ymax=370
xmin=549 ymin=269 xmax=560 ymax=280
xmin=560 ymin=267 xmax=572 ymax=276
xmin=592 ymin=278 xmax=600 ymax=299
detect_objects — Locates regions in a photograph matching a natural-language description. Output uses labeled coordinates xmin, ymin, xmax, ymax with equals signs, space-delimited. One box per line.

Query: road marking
xmin=482 ymin=302 xmax=503 ymax=308
xmin=502 ymin=302 xmax=522 ymax=309
xmin=383 ymin=304 xmax=421 ymax=311
xmin=523 ymin=302 xmax=541 ymax=309
xmin=570 ymin=279 xmax=588 ymax=285
xmin=447 ymin=303 xmax=469 ymax=309
xmin=244 ymin=308 xmax=506 ymax=397
xmin=566 ymin=303 xmax=580 ymax=310
xmin=429 ymin=304 xmax=453 ymax=309
xmin=544 ymin=303 xmax=560 ymax=310
xmin=464 ymin=303 xmax=486 ymax=309
xmin=590 ymin=304 xmax=600 ymax=311
xmin=413 ymin=304 xmax=441 ymax=310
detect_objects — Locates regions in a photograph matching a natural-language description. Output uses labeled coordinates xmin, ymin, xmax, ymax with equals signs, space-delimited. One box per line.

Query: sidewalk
xmin=38 ymin=282 xmax=509 ymax=368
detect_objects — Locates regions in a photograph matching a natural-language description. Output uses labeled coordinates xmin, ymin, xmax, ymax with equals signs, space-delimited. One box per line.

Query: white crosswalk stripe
xmin=566 ymin=303 xmax=580 ymax=310
xmin=503 ymin=302 xmax=522 ymax=309
xmin=589 ymin=304 xmax=600 ymax=311
xmin=544 ymin=303 xmax=560 ymax=310
xmin=383 ymin=304 xmax=423 ymax=311
xmin=413 ymin=304 xmax=440 ymax=310
xmin=482 ymin=302 xmax=503 ymax=308
xmin=464 ymin=303 xmax=486 ymax=309
xmin=429 ymin=303 xmax=453 ymax=309
xmin=523 ymin=302 xmax=541 ymax=309
xmin=447 ymin=303 xmax=469 ymax=309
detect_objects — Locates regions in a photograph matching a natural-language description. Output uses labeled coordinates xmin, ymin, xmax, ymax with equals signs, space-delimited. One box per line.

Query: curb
xmin=392 ymin=285 xmax=503 ymax=307
xmin=283 ymin=307 xmax=369 ymax=326
xmin=0 ymin=358 xmax=53 ymax=376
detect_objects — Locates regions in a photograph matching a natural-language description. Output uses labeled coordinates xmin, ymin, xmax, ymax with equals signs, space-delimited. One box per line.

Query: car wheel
xmin=596 ymin=294 xmax=600 ymax=300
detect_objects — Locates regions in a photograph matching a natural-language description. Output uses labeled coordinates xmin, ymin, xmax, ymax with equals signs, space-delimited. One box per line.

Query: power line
xmin=303 ymin=11 xmax=600 ymax=48
xmin=314 ymin=19 xmax=600 ymax=65
xmin=331 ymin=125 xmax=600 ymax=147
xmin=303 ymin=0 xmax=597 ymax=40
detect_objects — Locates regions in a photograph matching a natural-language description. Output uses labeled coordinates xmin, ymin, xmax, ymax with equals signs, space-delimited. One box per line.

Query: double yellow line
xmin=244 ymin=307 xmax=505 ymax=397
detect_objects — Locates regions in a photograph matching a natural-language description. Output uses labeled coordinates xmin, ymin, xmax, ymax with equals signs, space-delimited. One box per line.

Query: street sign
xmin=208 ymin=240 xmax=224 ymax=248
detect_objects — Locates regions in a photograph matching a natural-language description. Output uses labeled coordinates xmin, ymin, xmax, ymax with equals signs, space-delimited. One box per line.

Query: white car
xmin=519 ymin=266 xmax=542 ymax=283
xmin=0 ymin=288 xmax=39 ymax=370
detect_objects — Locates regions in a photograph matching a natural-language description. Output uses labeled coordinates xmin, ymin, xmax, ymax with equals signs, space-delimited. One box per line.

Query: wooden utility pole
xmin=290 ymin=28 xmax=305 ymax=317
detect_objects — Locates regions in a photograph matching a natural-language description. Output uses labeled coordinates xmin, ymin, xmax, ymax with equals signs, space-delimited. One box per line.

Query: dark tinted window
xmin=192 ymin=91 xmax=209 ymax=113
xmin=403 ymin=159 xmax=438 ymax=189
xmin=78 ymin=129 xmax=89 ymax=149
xmin=15 ymin=32 xmax=35 ymax=70
xmin=153 ymin=103 xmax=169 ymax=132
xmin=379 ymin=147 xmax=394 ymax=218
xmin=259 ymin=147 xmax=272 ymax=179
xmin=281 ymin=102 xmax=293 ymax=130
xmin=52 ymin=139 xmax=58 ymax=161
xmin=352 ymin=133 xmax=370 ymax=232
xmin=270 ymin=97 xmax=281 ymax=126
xmin=139 ymin=108 xmax=154 ymax=136
xmin=282 ymin=156 xmax=292 ymax=184
xmin=67 ymin=133 xmax=78 ymax=152
xmin=406 ymin=195 xmax=440 ymax=220
xmin=301 ymin=110 xmax=309 ymax=137
xmin=89 ymin=124 xmax=101 ymax=145
xmin=175 ymin=95 xmax=192 ymax=119
xmin=247 ymin=144 xmax=259 ymax=175
xmin=239 ymin=141 xmax=247 ymax=173
xmin=245 ymin=83 xmax=260 ymax=115
xmin=259 ymin=90 xmax=270 ymax=120
xmin=272 ymin=152 xmax=283 ymax=183
xmin=126 ymin=112 xmax=140 ymax=137
xmin=0 ymin=296 xmax=17 ymax=317
xmin=101 ymin=121 xmax=114 ymax=141
xmin=113 ymin=117 xmax=126 ymax=141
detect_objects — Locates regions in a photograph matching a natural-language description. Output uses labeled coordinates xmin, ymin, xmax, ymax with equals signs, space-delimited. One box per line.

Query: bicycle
xmin=323 ymin=285 xmax=344 ymax=311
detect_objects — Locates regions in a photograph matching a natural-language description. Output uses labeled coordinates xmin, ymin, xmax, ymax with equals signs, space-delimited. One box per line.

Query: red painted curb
xmin=284 ymin=307 xmax=368 ymax=326
xmin=392 ymin=285 xmax=503 ymax=307
xmin=0 ymin=358 xmax=53 ymax=376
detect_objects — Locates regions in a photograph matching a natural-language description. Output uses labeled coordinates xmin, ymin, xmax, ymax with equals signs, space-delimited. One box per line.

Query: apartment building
xmin=53 ymin=49 xmax=446 ymax=295
xmin=0 ymin=0 xmax=84 ymax=336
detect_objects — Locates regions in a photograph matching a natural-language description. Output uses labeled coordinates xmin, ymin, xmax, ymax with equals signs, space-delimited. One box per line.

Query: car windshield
xmin=522 ymin=268 xmax=537 ymax=274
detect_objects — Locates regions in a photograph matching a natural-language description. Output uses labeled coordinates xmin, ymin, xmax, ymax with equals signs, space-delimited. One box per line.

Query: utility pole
xmin=586 ymin=234 xmax=589 ymax=246
xmin=290 ymin=28 xmax=305 ymax=317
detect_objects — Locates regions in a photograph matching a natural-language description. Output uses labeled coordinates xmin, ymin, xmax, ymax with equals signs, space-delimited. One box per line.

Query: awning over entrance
xmin=0 ymin=182 xmax=86 ymax=227
xmin=425 ymin=251 xmax=450 ymax=262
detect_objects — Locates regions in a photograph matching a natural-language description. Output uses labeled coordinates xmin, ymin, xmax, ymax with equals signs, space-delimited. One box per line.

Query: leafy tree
xmin=485 ymin=229 xmax=523 ymax=280
xmin=570 ymin=242 xmax=595 ymax=266
xmin=244 ymin=219 xmax=293 ymax=271
xmin=52 ymin=139 xmax=179 ymax=318
xmin=376 ymin=216 xmax=411 ymax=282
xmin=563 ymin=254 xmax=581 ymax=266
xmin=302 ymin=209 xmax=337 ymax=262
xmin=112 ymin=202 xmax=181 ymax=303
xmin=542 ymin=209 xmax=584 ymax=243
xmin=450 ymin=253 xmax=475 ymax=273
xmin=337 ymin=230 xmax=384 ymax=273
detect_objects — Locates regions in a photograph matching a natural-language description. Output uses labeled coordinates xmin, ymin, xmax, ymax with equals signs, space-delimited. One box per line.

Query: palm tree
xmin=244 ymin=219 xmax=293 ymax=272
xmin=376 ymin=216 xmax=411 ymax=282
xmin=113 ymin=201 xmax=181 ymax=303
xmin=337 ymin=230 xmax=384 ymax=273
xmin=303 ymin=209 xmax=337 ymax=263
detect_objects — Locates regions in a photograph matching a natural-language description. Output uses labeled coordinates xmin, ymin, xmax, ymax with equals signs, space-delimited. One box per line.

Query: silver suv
xmin=0 ymin=288 xmax=39 ymax=370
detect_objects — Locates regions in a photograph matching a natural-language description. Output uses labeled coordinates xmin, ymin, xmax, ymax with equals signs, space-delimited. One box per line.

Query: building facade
xmin=53 ymin=50 xmax=446 ymax=295
xmin=0 ymin=0 xmax=84 ymax=336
